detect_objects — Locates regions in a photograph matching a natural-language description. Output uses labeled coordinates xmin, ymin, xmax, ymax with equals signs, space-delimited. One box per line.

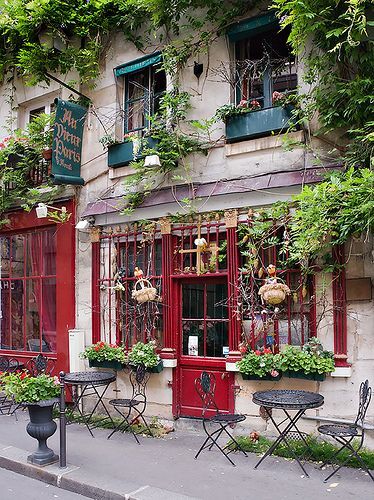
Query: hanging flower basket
xmin=132 ymin=278 xmax=158 ymax=304
xmin=258 ymin=282 xmax=291 ymax=305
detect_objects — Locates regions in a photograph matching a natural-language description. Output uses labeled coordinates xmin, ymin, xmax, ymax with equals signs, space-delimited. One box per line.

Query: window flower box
xmin=283 ymin=370 xmax=326 ymax=382
xmin=226 ymin=106 xmax=295 ymax=142
xmin=88 ymin=359 xmax=125 ymax=370
xmin=148 ymin=359 xmax=164 ymax=373
xmin=108 ymin=137 xmax=158 ymax=168
xmin=241 ymin=372 xmax=282 ymax=381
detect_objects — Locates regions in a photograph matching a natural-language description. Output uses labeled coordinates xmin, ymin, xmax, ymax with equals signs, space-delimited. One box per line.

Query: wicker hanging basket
xmin=258 ymin=282 xmax=291 ymax=305
xmin=131 ymin=278 xmax=158 ymax=304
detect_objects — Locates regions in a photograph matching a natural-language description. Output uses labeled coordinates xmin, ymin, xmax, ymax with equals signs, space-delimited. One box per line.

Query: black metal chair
xmin=0 ymin=356 xmax=21 ymax=416
xmin=107 ymin=364 xmax=153 ymax=443
xmin=318 ymin=379 xmax=373 ymax=482
xmin=194 ymin=371 xmax=247 ymax=466
xmin=26 ymin=353 xmax=55 ymax=376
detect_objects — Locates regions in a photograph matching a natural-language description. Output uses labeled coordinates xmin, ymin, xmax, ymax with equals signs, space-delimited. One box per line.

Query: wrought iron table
xmin=252 ymin=389 xmax=324 ymax=476
xmin=64 ymin=371 xmax=116 ymax=437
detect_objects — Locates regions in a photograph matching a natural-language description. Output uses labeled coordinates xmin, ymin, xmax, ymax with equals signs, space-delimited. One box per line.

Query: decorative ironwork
xmin=252 ymin=389 xmax=324 ymax=476
xmin=108 ymin=364 xmax=152 ymax=443
xmin=27 ymin=354 xmax=55 ymax=376
xmin=194 ymin=371 xmax=247 ymax=466
xmin=318 ymin=380 xmax=373 ymax=482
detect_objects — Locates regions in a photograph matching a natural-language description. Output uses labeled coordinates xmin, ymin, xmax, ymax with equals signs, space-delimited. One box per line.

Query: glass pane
xmin=182 ymin=284 xmax=204 ymax=318
xmin=0 ymin=281 xmax=10 ymax=348
xmin=206 ymin=322 xmax=229 ymax=358
xmin=11 ymin=235 xmax=24 ymax=277
xmin=26 ymin=279 xmax=41 ymax=352
xmin=11 ymin=279 xmax=24 ymax=350
xmin=126 ymin=99 xmax=146 ymax=131
xmin=26 ymin=232 xmax=41 ymax=276
xmin=42 ymin=229 xmax=56 ymax=276
xmin=128 ymin=70 xmax=148 ymax=100
xmin=41 ymin=278 xmax=56 ymax=352
xmin=182 ymin=320 xmax=204 ymax=356
xmin=206 ymin=283 xmax=228 ymax=319
xmin=0 ymin=236 xmax=11 ymax=278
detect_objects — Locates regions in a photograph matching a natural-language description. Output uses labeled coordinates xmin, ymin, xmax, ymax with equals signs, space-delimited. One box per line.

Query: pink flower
xmin=237 ymin=99 xmax=248 ymax=108
xmin=270 ymin=369 xmax=279 ymax=378
xmin=249 ymin=100 xmax=261 ymax=109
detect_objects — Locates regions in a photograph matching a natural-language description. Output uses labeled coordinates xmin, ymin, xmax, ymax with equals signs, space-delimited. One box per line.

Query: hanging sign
xmin=51 ymin=98 xmax=87 ymax=185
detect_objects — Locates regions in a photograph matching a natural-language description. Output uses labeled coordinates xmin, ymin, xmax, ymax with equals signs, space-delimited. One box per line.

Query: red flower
xmin=263 ymin=348 xmax=272 ymax=354
xmin=20 ymin=372 xmax=28 ymax=380
xmin=254 ymin=350 xmax=261 ymax=356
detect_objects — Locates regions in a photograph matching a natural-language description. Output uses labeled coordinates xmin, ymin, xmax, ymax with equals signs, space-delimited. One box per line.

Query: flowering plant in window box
xmin=0 ymin=371 xmax=60 ymax=404
xmin=80 ymin=341 xmax=127 ymax=370
xmin=237 ymin=348 xmax=282 ymax=381
xmin=278 ymin=339 xmax=335 ymax=381
xmin=128 ymin=340 xmax=163 ymax=372
xmin=214 ymin=99 xmax=262 ymax=122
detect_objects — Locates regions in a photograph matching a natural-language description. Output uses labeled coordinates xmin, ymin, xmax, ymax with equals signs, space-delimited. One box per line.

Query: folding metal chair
xmin=0 ymin=356 xmax=21 ymax=417
xmin=194 ymin=371 xmax=247 ymax=466
xmin=318 ymin=379 xmax=373 ymax=482
xmin=26 ymin=353 xmax=55 ymax=376
xmin=107 ymin=364 xmax=153 ymax=443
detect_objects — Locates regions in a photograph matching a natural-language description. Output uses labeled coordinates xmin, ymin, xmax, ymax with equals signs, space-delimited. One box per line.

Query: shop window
xmin=97 ymin=227 xmax=163 ymax=348
xmin=0 ymin=228 xmax=56 ymax=352
xmin=238 ymin=223 xmax=314 ymax=350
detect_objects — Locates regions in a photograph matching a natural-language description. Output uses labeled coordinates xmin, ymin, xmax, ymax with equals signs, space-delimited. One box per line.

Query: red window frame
xmin=0 ymin=201 xmax=75 ymax=374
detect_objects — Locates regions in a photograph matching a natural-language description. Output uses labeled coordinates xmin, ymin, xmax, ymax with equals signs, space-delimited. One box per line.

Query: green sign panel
xmin=51 ymin=98 xmax=87 ymax=185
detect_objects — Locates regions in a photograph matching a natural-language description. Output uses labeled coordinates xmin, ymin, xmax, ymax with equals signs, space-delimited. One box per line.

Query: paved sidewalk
xmin=0 ymin=411 xmax=372 ymax=500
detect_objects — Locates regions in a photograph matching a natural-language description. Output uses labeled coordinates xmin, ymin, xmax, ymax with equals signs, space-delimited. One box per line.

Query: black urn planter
xmin=26 ymin=399 xmax=59 ymax=466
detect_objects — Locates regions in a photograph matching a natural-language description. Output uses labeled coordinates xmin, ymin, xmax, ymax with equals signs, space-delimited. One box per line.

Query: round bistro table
xmin=252 ymin=389 xmax=324 ymax=477
xmin=64 ymin=371 xmax=117 ymax=437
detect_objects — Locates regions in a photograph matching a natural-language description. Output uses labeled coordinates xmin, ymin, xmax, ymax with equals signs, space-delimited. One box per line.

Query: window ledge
xmin=225 ymin=130 xmax=303 ymax=157
xmin=226 ymin=361 xmax=240 ymax=372
xmin=331 ymin=366 xmax=352 ymax=378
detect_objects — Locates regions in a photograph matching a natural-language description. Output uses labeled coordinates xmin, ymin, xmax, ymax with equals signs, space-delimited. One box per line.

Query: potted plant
xmin=237 ymin=347 xmax=282 ymax=381
xmin=128 ymin=340 xmax=163 ymax=373
xmin=0 ymin=371 xmax=60 ymax=465
xmin=80 ymin=341 xmax=127 ymax=370
xmin=26 ymin=112 xmax=55 ymax=160
xmin=278 ymin=339 xmax=335 ymax=381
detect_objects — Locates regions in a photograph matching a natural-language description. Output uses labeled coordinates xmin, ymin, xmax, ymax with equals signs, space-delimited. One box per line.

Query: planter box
xmin=108 ymin=137 xmax=158 ymax=168
xmin=284 ymin=370 xmax=326 ymax=381
xmin=148 ymin=360 xmax=164 ymax=373
xmin=226 ymin=106 xmax=295 ymax=142
xmin=241 ymin=372 xmax=282 ymax=381
xmin=88 ymin=359 xmax=125 ymax=370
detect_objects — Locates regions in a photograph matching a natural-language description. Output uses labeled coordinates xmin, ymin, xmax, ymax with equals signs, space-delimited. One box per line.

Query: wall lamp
xmin=75 ymin=216 xmax=95 ymax=230
xmin=36 ymin=203 xmax=67 ymax=219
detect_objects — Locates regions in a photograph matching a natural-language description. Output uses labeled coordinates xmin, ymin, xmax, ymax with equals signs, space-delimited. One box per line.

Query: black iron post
xmin=59 ymin=371 xmax=67 ymax=468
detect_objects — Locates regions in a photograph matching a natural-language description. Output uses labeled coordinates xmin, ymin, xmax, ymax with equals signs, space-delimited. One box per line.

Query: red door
xmin=174 ymin=277 xmax=234 ymax=417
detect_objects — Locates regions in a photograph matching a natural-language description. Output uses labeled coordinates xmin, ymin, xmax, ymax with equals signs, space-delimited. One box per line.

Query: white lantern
xmin=144 ymin=154 xmax=161 ymax=167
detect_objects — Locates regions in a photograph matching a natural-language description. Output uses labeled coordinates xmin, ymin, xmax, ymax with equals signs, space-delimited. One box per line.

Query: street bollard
xmin=59 ymin=371 xmax=67 ymax=468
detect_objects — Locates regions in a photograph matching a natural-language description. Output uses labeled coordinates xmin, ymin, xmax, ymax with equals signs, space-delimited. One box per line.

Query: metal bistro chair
xmin=318 ymin=379 xmax=373 ymax=482
xmin=107 ymin=364 xmax=153 ymax=443
xmin=26 ymin=353 xmax=55 ymax=376
xmin=0 ymin=356 xmax=21 ymax=416
xmin=194 ymin=371 xmax=247 ymax=466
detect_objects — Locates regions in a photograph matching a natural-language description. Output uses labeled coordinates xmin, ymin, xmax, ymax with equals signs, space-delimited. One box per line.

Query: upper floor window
xmin=125 ymin=66 xmax=166 ymax=134
xmin=235 ymin=24 xmax=297 ymax=109
xmin=114 ymin=53 xmax=166 ymax=137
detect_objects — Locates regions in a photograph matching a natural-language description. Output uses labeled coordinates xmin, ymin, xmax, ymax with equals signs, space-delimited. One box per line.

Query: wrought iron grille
xmin=97 ymin=225 xmax=163 ymax=348
xmin=96 ymin=216 xmax=315 ymax=352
